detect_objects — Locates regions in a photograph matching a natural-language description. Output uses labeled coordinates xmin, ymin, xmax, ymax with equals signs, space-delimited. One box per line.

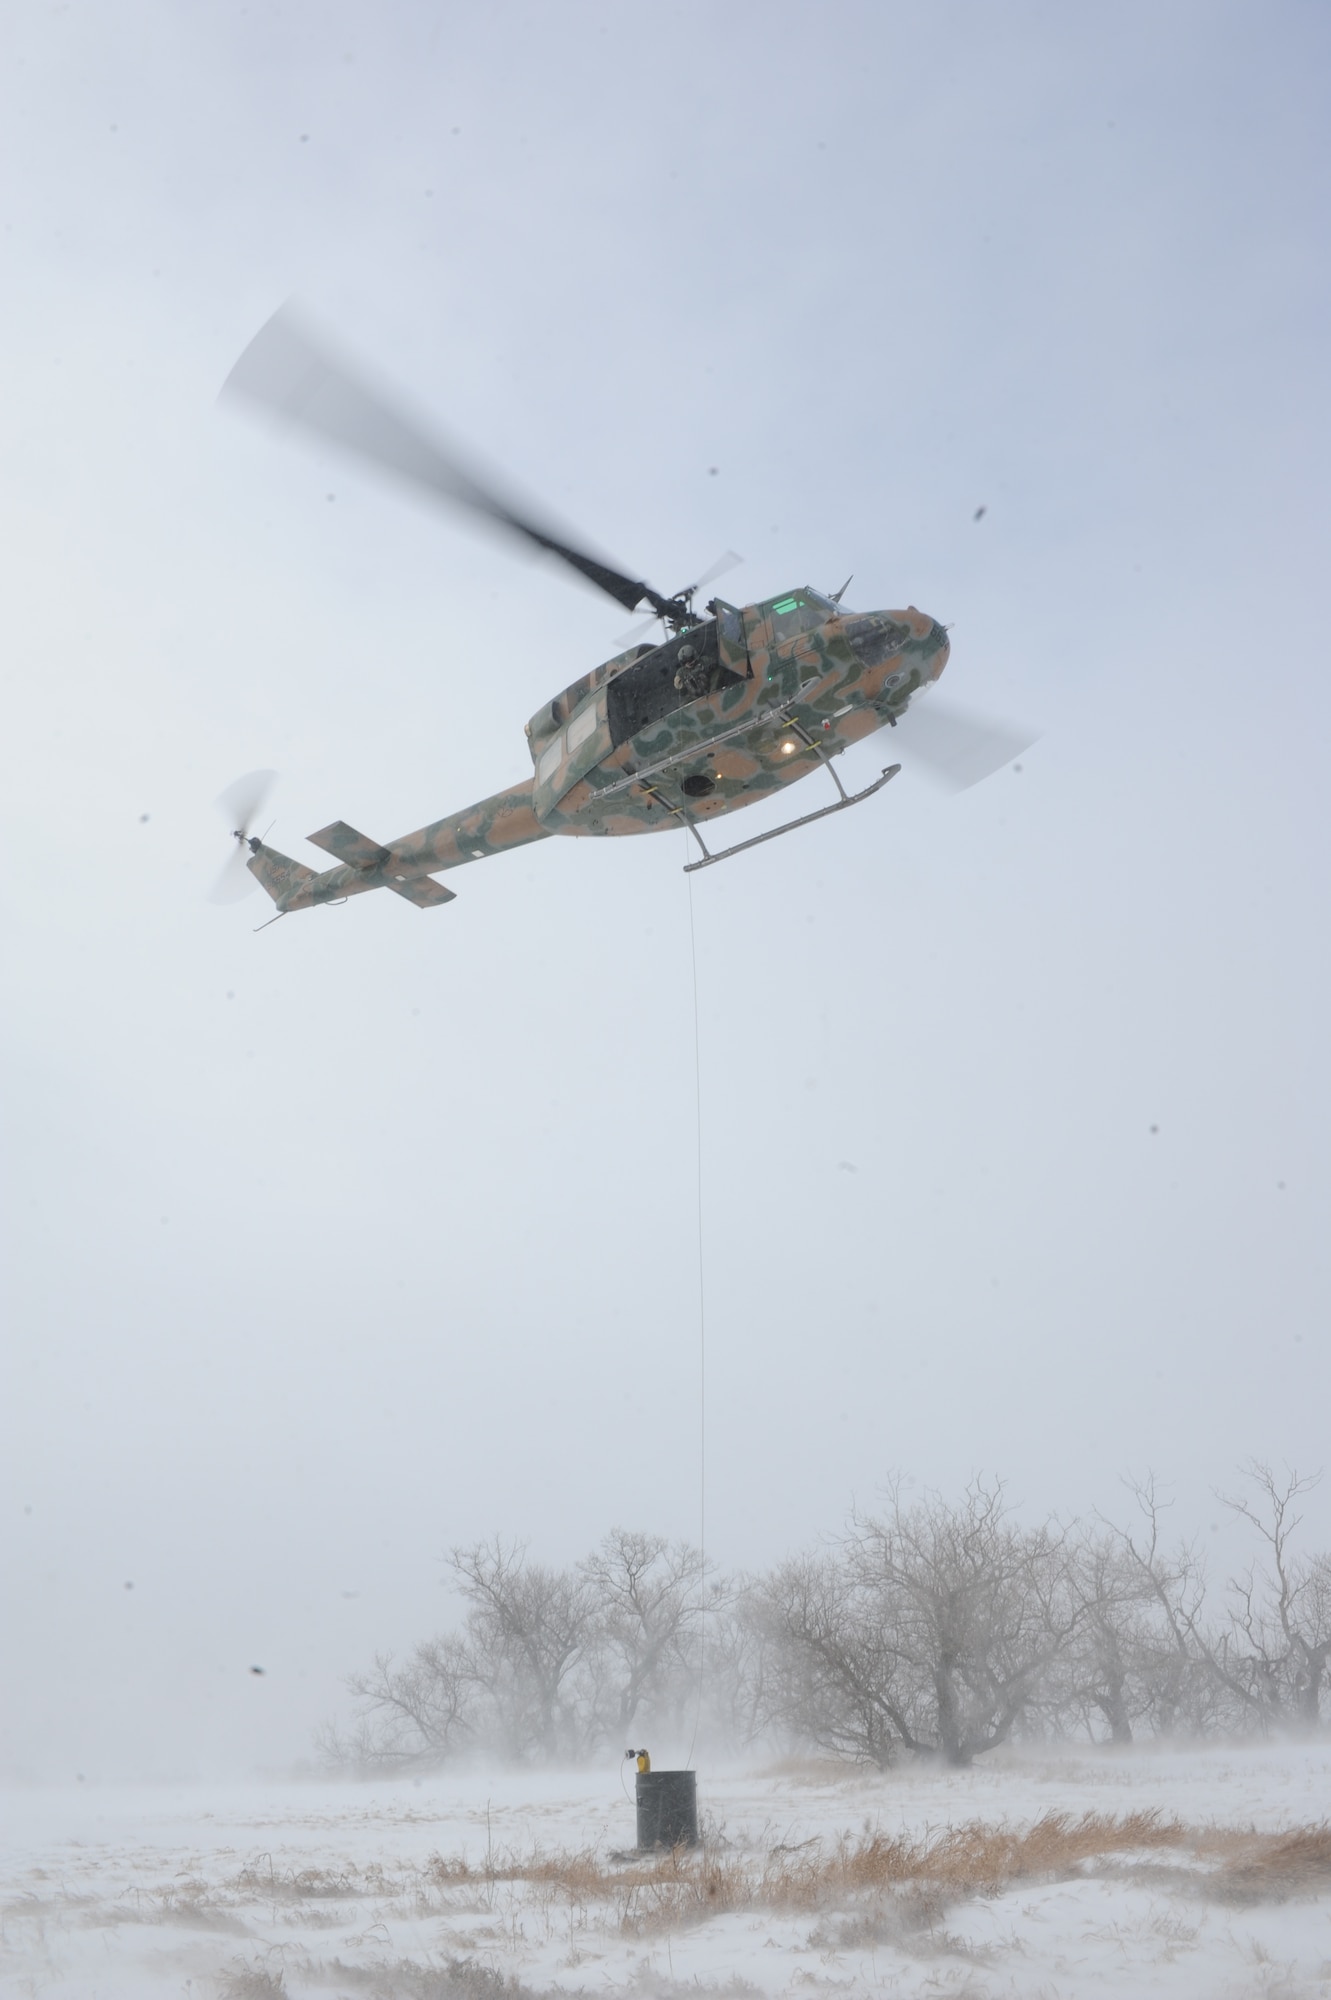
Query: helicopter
xmin=214 ymin=308 xmax=1029 ymax=916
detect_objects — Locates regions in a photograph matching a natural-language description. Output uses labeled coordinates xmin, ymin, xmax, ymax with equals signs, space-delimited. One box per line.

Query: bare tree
xmin=846 ymin=1478 xmax=1082 ymax=1766
xmin=1215 ymin=1462 xmax=1331 ymax=1733
xmin=319 ymin=1466 xmax=1330 ymax=1774
xmin=745 ymin=1551 xmax=902 ymax=1768
xmin=1059 ymin=1476 xmax=1219 ymax=1745
xmin=450 ymin=1538 xmax=598 ymax=1762
xmin=1111 ymin=1477 xmax=1214 ymax=1732
xmin=324 ymin=1634 xmax=477 ymax=1771
xmin=579 ymin=1529 xmax=706 ymax=1741
xmin=748 ymin=1481 xmax=1082 ymax=1768
xmin=1060 ymin=1532 xmax=1148 ymax=1745
xmin=323 ymin=1533 xmax=705 ymax=1771
xmin=704 ymin=1583 xmax=778 ymax=1755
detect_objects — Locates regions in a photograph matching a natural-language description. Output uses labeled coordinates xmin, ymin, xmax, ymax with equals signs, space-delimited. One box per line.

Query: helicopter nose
xmin=842 ymin=609 xmax=948 ymax=678
xmin=841 ymin=612 xmax=909 ymax=668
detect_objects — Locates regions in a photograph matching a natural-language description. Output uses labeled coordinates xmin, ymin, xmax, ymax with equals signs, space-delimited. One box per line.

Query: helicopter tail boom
xmin=242 ymin=779 xmax=551 ymax=917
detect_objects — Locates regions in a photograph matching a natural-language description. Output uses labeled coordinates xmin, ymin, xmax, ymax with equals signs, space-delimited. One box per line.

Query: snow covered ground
xmin=2 ymin=1742 xmax=1329 ymax=1998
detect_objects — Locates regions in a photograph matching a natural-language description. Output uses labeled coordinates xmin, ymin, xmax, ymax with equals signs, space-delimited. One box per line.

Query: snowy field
xmin=2 ymin=1743 xmax=1329 ymax=1999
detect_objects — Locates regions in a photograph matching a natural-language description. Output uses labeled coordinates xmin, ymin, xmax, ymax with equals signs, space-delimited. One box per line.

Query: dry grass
xmin=413 ymin=1809 xmax=1331 ymax=1935
xmin=9 ymin=1809 xmax=1326 ymax=2000
xmin=217 ymin=1967 xmax=289 ymax=1999
xmin=1195 ymin=1823 xmax=1331 ymax=1902
xmin=319 ymin=1958 xmax=541 ymax=1998
xmin=233 ymin=1859 xmax=364 ymax=1901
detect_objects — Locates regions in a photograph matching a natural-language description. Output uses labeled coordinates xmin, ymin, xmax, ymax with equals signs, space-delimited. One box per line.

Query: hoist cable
xmin=685 ymin=851 xmax=707 ymax=1770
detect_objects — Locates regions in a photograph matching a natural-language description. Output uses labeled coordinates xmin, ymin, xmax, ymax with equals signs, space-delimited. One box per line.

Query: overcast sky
xmin=2 ymin=1 xmax=1329 ymax=1782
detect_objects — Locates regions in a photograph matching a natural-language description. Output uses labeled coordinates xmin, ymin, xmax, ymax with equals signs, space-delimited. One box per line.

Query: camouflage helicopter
xmin=214 ymin=308 xmax=1029 ymax=917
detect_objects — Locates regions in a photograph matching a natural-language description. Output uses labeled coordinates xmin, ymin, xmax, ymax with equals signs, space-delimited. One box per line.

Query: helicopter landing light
xmin=781 ymin=740 xmax=797 ymax=755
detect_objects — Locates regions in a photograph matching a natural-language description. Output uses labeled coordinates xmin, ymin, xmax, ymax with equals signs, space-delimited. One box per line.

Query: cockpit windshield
xmin=764 ymin=590 xmax=835 ymax=642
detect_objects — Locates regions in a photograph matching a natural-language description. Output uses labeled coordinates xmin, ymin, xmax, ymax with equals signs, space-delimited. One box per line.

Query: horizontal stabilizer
xmin=386 ymin=874 xmax=457 ymax=909
xmin=306 ymin=820 xmax=391 ymax=869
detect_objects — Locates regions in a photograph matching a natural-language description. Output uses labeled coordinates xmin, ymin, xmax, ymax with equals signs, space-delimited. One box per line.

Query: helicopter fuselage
xmin=246 ymin=588 xmax=948 ymax=914
xmin=532 ymin=590 xmax=947 ymax=838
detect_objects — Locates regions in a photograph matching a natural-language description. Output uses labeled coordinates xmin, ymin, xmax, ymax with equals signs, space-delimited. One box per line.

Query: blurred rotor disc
xmin=210 ymin=768 xmax=276 ymax=904
xmin=897 ymin=699 xmax=1037 ymax=792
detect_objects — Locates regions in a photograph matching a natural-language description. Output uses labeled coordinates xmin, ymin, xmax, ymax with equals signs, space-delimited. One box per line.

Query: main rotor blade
xmin=898 ymin=698 xmax=1038 ymax=792
xmin=221 ymin=306 xmax=658 ymax=615
xmin=613 ymin=612 xmax=663 ymax=649
xmin=690 ymin=549 xmax=743 ymax=594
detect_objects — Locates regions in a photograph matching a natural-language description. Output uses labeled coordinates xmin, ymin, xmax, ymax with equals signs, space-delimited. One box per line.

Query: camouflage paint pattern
xmin=247 ymin=778 xmax=549 ymax=913
xmin=247 ymin=591 xmax=949 ymax=914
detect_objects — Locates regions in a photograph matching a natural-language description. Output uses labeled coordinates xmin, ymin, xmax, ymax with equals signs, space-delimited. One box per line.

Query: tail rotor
xmin=210 ymin=768 xmax=277 ymax=903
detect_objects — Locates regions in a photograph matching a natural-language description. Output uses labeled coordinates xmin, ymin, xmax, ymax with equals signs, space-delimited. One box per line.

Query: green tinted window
xmin=766 ymin=592 xmax=827 ymax=642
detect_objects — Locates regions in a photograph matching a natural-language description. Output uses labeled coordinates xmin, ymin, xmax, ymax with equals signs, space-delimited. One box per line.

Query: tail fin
xmin=247 ymin=842 xmax=322 ymax=912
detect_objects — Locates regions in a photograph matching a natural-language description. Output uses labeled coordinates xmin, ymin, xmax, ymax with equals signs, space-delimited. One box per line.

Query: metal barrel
xmin=635 ymin=1768 xmax=699 ymax=1850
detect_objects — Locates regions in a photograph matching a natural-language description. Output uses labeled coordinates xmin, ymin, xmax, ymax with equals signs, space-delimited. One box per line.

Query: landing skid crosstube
xmin=682 ymin=758 xmax=900 ymax=874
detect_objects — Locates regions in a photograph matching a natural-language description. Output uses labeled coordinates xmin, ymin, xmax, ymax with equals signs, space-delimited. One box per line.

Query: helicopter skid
xmin=682 ymin=758 xmax=901 ymax=873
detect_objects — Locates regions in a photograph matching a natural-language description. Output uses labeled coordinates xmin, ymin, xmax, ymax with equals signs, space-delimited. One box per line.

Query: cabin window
xmin=567 ymin=705 xmax=598 ymax=752
xmin=537 ymin=737 xmax=563 ymax=785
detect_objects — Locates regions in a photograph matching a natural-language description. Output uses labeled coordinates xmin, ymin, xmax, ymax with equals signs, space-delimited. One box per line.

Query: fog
xmin=2 ymin=2 xmax=1328 ymax=1784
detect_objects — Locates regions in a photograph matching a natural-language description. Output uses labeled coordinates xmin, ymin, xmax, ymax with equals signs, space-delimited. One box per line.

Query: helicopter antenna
xmin=830 ymin=573 xmax=853 ymax=604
